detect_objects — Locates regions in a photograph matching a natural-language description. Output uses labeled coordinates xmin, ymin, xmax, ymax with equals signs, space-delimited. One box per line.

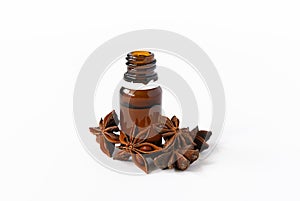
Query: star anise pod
xmin=154 ymin=145 xmax=199 ymax=170
xmin=154 ymin=127 xmax=212 ymax=170
xmin=89 ymin=110 xmax=120 ymax=157
xmin=153 ymin=115 xmax=205 ymax=171
xmin=190 ymin=126 xmax=212 ymax=152
xmin=114 ymin=125 xmax=162 ymax=173
xmin=155 ymin=115 xmax=195 ymax=150
xmin=155 ymin=115 xmax=179 ymax=139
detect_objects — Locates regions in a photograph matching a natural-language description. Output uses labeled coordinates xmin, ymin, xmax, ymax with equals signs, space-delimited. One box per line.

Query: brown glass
xmin=120 ymin=51 xmax=162 ymax=144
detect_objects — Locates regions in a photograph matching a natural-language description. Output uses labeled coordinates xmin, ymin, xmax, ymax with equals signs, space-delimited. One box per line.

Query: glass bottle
xmin=120 ymin=51 xmax=162 ymax=145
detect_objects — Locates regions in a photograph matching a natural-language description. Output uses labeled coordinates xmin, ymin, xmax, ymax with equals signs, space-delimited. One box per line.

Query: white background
xmin=1 ymin=1 xmax=300 ymax=201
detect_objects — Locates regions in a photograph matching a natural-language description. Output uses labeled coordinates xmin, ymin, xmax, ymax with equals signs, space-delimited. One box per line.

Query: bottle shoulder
xmin=119 ymin=79 xmax=160 ymax=90
xmin=120 ymin=85 xmax=162 ymax=98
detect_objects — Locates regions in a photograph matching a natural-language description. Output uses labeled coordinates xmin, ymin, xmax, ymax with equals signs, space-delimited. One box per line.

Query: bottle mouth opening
xmin=126 ymin=51 xmax=156 ymax=66
xmin=128 ymin=51 xmax=153 ymax=58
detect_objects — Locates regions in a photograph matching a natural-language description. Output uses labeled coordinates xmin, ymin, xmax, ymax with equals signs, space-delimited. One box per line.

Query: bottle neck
xmin=123 ymin=51 xmax=158 ymax=84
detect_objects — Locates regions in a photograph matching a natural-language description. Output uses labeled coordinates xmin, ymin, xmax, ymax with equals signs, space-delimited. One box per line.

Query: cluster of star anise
xmin=89 ymin=110 xmax=212 ymax=174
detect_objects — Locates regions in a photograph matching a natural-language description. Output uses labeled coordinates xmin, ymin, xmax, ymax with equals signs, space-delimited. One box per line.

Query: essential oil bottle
xmin=119 ymin=51 xmax=162 ymax=144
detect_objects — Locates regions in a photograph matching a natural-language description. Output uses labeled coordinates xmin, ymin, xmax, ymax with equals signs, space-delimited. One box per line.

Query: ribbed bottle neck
xmin=123 ymin=51 xmax=158 ymax=84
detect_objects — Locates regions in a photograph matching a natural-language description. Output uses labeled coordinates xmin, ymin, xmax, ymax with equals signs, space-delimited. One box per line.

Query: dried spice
xmin=153 ymin=116 xmax=199 ymax=170
xmin=154 ymin=145 xmax=199 ymax=170
xmin=113 ymin=150 xmax=131 ymax=161
xmin=89 ymin=111 xmax=212 ymax=174
xmin=114 ymin=125 xmax=162 ymax=173
xmin=89 ymin=110 xmax=120 ymax=157
xmin=155 ymin=116 xmax=195 ymax=150
xmin=190 ymin=126 xmax=212 ymax=152
xmin=154 ymin=116 xmax=179 ymax=140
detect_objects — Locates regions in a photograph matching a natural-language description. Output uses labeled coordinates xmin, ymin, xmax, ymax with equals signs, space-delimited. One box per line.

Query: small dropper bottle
xmin=119 ymin=51 xmax=162 ymax=144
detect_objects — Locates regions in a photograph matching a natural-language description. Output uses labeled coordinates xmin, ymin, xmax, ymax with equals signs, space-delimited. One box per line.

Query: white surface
xmin=1 ymin=1 xmax=300 ymax=201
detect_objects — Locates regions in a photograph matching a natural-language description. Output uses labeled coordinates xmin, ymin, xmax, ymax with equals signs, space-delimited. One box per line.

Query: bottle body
xmin=119 ymin=51 xmax=162 ymax=144
xmin=120 ymin=86 xmax=162 ymax=143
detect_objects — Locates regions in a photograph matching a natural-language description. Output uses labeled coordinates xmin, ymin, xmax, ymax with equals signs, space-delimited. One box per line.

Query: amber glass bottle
xmin=120 ymin=51 xmax=162 ymax=144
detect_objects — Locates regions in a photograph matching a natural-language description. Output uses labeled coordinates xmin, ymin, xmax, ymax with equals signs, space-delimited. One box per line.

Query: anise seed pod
xmin=194 ymin=136 xmax=209 ymax=152
xmin=183 ymin=149 xmax=199 ymax=164
xmin=98 ymin=135 xmax=115 ymax=157
xmin=153 ymin=151 xmax=173 ymax=169
xmin=89 ymin=110 xmax=120 ymax=157
xmin=118 ymin=126 xmax=162 ymax=173
xmin=175 ymin=153 xmax=190 ymax=171
xmin=190 ymin=127 xmax=212 ymax=152
xmin=113 ymin=150 xmax=131 ymax=161
xmin=132 ymin=153 xmax=149 ymax=174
